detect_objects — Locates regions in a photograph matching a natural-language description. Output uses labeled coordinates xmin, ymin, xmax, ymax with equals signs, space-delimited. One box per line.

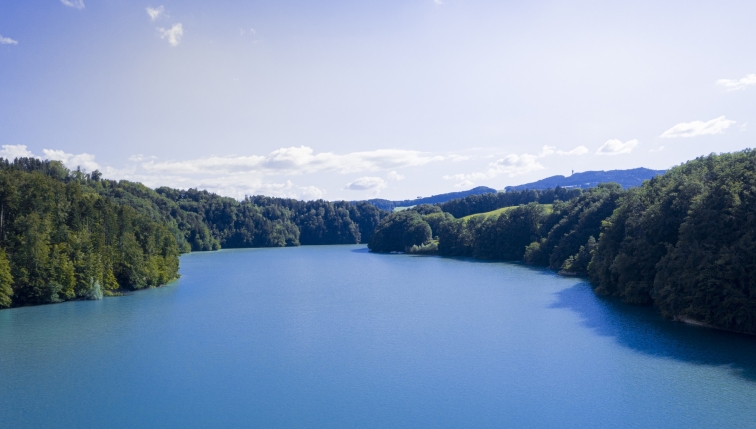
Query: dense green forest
xmin=370 ymin=185 xmax=618 ymax=266
xmin=0 ymin=157 xmax=387 ymax=309
xmin=589 ymin=150 xmax=756 ymax=334
xmin=0 ymin=160 xmax=180 ymax=308
xmin=369 ymin=150 xmax=756 ymax=334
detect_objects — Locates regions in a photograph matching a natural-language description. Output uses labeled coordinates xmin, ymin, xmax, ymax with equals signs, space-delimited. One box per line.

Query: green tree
xmin=0 ymin=249 xmax=13 ymax=308
xmin=368 ymin=211 xmax=432 ymax=253
xmin=560 ymin=236 xmax=597 ymax=275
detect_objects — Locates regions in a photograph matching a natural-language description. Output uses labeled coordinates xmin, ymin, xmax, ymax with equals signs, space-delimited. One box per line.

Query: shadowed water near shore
xmin=427 ymin=252 xmax=756 ymax=382
xmin=406 ymin=251 xmax=756 ymax=383
xmin=2 ymin=245 xmax=756 ymax=428
xmin=550 ymin=282 xmax=756 ymax=381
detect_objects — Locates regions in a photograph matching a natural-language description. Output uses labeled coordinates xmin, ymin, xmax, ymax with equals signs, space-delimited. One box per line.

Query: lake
xmin=2 ymin=245 xmax=756 ymax=428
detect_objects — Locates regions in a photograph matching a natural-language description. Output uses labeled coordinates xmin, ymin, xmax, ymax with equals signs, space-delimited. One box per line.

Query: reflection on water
xmin=551 ymin=282 xmax=756 ymax=381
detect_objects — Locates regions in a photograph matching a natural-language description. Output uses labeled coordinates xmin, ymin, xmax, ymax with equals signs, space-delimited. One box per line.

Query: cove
xmin=2 ymin=245 xmax=756 ymax=428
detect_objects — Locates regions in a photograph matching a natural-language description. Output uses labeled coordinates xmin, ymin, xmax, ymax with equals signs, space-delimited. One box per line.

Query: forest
xmin=0 ymin=160 xmax=180 ymax=308
xmin=369 ymin=149 xmax=756 ymax=335
xmin=6 ymin=150 xmax=756 ymax=335
xmin=0 ymin=157 xmax=386 ymax=308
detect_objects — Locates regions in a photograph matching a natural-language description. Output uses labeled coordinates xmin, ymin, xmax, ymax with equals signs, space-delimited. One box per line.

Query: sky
xmin=1 ymin=0 xmax=755 ymax=200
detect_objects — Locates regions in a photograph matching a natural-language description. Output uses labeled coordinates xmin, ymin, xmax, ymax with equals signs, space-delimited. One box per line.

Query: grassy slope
xmin=460 ymin=204 xmax=553 ymax=220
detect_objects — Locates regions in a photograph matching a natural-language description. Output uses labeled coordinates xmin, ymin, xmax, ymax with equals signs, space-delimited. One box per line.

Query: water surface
xmin=2 ymin=245 xmax=756 ymax=428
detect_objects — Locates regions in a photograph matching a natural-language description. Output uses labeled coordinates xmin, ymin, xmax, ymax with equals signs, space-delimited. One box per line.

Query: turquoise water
xmin=2 ymin=245 xmax=756 ymax=428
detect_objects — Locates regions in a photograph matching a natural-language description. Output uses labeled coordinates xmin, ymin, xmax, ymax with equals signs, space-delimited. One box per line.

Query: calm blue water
xmin=2 ymin=245 xmax=756 ymax=428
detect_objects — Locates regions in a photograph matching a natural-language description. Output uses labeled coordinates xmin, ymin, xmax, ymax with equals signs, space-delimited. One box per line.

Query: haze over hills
xmin=360 ymin=167 xmax=665 ymax=211
xmin=359 ymin=186 xmax=497 ymax=211
xmin=504 ymin=168 xmax=665 ymax=191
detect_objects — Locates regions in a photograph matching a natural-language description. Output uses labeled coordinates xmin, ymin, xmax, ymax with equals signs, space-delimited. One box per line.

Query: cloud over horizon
xmin=42 ymin=149 xmax=100 ymax=172
xmin=0 ymin=145 xmax=35 ymax=159
xmin=387 ymin=171 xmax=405 ymax=181
xmin=345 ymin=176 xmax=387 ymax=194
xmin=0 ymin=144 xmax=448 ymax=200
xmin=717 ymin=74 xmax=756 ymax=91
xmin=443 ymin=153 xmax=545 ymax=186
xmin=443 ymin=144 xmax=589 ymax=187
xmin=660 ymin=116 xmax=736 ymax=138
xmin=596 ymin=139 xmax=639 ymax=155
xmin=0 ymin=138 xmax=670 ymax=200
xmin=0 ymin=144 xmax=100 ymax=171
xmin=141 ymin=146 xmax=443 ymax=176
xmin=539 ymin=145 xmax=590 ymax=156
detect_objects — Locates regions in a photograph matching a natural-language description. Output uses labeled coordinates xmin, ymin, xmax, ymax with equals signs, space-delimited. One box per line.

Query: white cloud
xmin=539 ymin=145 xmax=589 ymax=157
xmin=433 ymin=0 xmax=445 ymax=4
xmin=490 ymin=153 xmax=545 ymax=175
xmin=538 ymin=146 xmax=556 ymax=157
xmin=190 ymin=178 xmax=314 ymax=200
xmin=387 ymin=171 xmax=405 ymax=181
xmin=0 ymin=143 xmax=588 ymax=199
xmin=146 ymin=6 xmax=166 ymax=21
xmin=0 ymin=35 xmax=18 ymax=45
xmin=42 ymin=149 xmax=100 ymax=172
xmin=0 ymin=144 xmax=532 ymax=200
xmin=60 ymin=0 xmax=85 ymax=9
xmin=345 ymin=177 xmax=387 ymax=194
xmin=298 ymin=186 xmax=325 ymax=200
xmin=101 ymin=167 xmax=325 ymax=200
xmin=103 ymin=146 xmax=445 ymax=199
xmin=128 ymin=154 xmax=157 ymax=162
xmin=141 ymin=146 xmax=442 ymax=176
xmin=649 ymin=146 xmax=665 ymax=153
xmin=596 ymin=139 xmax=639 ymax=155
xmin=0 ymin=145 xmax=99 ymax=172
xmin=443 ymin=152 xmax=544 ymax=187
xmin=716 ymin=74 xmax=756 ymax=91
xmin=158 ymin=23 xmax=183 ymax=47
xmin=660 ymin=116 xmax=736 ymax=138
xmin=442 ymin=144 xmax=585 ymax=187
xmin=0 ymin=144 xmax=35 ymax=159
xmin=142 ymin=155 xmax=265 ymax=174
xmin=443 ymin=172 xmax=487 ymax=182
xmin=558 ymin=145 xmax=589 ymax=155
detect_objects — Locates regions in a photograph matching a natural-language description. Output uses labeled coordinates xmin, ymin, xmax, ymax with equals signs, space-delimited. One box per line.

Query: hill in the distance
xmin=361 ymin=186 xmax=497 ymax=211
xmin=360 ymin=168 xmax=663 ymax=211
xmin=504 ymin=167 xmax=665 ymax=191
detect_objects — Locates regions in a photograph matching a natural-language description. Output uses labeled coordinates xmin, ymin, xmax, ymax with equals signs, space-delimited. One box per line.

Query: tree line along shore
xmin=1 ymin=150 xmax=755 ymax=337
xmin=369 ymin=149 xmax=756 ymax=335
xmin=0 ymin=157 xmax=384 ymax=308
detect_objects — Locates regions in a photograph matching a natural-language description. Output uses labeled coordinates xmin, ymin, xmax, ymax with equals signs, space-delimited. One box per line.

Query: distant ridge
xmin=504 ymin=168 xmax=665 ymax=192
xmin=359 ymin=168 xmax=664 ymax=211
xmin=360 ymin=186 xmax=497 ymax=211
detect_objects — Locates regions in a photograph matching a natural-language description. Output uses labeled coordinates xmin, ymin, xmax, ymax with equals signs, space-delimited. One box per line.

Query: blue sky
xmin=1 ymin=0 xmax=755 ymax=200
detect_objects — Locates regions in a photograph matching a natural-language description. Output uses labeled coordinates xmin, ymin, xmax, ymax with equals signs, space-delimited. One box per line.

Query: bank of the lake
xmin=2 ymin=245 xmax=756 ymax=428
